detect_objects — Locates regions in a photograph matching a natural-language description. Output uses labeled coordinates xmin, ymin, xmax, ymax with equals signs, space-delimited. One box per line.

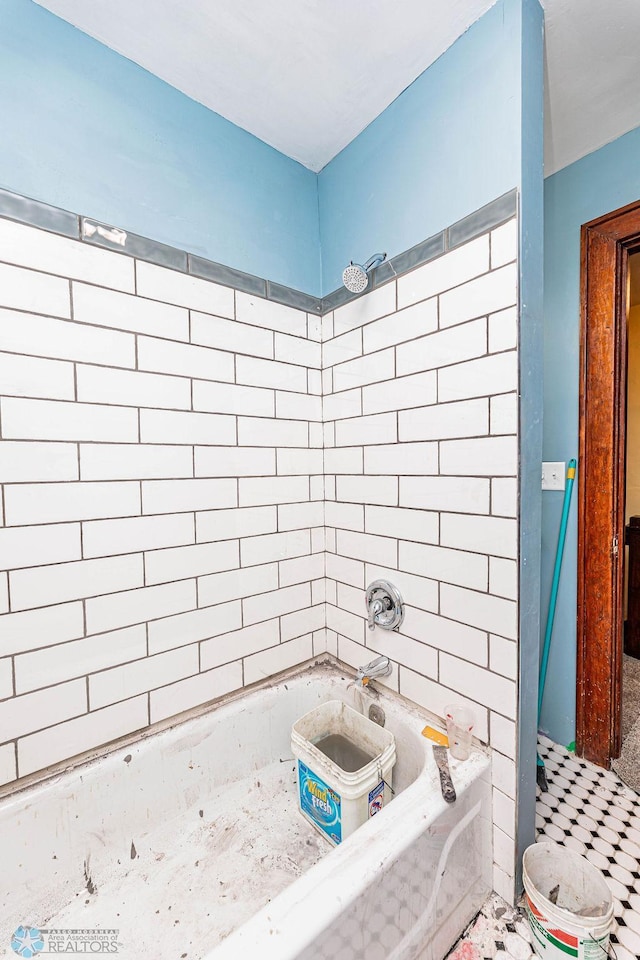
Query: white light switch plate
xmin=541 ymin=461 xmax=565 ymax=491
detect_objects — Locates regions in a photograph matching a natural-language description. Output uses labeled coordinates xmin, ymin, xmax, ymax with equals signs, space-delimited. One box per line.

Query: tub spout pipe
xmin=356 ymin=655 xmax=392 ymax=686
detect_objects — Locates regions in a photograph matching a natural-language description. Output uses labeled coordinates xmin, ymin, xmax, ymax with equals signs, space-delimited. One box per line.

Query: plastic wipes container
xmin=523 ymin=842 xmax=614 ymax=960
xmin=291 ymin=699 xmax=396 ymax=846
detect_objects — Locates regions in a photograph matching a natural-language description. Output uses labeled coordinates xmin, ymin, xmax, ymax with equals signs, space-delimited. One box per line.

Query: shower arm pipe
xmin=363 ymin=253 xmax=387 ymax=272
xmin=538 ymin=458 xmax=577 ymax=722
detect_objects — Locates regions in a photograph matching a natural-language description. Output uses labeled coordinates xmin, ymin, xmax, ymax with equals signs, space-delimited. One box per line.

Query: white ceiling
xmin=542 ymin=0 xmax=640 ymax=175
xmin=34 ymin=0 xmax=640 ymax=176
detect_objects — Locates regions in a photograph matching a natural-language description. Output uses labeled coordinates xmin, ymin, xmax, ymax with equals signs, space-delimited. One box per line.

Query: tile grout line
xmin=1 ymin=206 xmax=520 ymax=800
xmin=0 ymin=186 xmax=515 ymax=314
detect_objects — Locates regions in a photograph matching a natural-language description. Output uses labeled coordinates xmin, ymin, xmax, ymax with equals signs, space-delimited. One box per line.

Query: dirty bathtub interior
xmin=0 ymin=660 xmax=491 ymax=960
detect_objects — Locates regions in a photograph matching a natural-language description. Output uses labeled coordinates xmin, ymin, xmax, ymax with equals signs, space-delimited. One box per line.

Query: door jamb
xmin=577 ymin=199 xmax=640 ymax=766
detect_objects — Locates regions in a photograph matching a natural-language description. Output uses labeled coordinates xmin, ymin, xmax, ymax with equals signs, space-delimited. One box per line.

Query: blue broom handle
xmin=538 ymin=459 xmax=577 ymax=722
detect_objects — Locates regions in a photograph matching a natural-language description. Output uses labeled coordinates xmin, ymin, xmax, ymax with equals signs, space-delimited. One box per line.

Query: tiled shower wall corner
xmin=0 ymin=206 xmax=521 ymax=898
xmin=0 ymin=216 xmax=325 ymax=787
xmin=321 ymin=218 xmax=519 ymax=900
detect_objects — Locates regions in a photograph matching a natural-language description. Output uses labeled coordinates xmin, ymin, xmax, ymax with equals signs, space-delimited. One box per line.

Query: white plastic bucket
xmin=523 ymin=843 xmax=614 ymax=960
xmin=291 ymin=699 xmax=396 ymax=845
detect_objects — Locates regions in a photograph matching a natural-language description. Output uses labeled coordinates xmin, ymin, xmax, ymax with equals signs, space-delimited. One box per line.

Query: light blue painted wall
xmin=319 ymin=0 xmax=544 ymax=878
xmin=2 ymin=0 xmax=532 ymax=300
xmin=0 ymin=0 xmax=321 ymax=294
xmin=317 ymin=0 xmax=521 ymax=295
xmin=3 ymin=0 xmax=546 ymax=878
xmin=541 ymin=124 xmax=640 ymax=746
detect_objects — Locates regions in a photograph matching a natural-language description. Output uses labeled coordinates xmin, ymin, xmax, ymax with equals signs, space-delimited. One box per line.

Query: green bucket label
xmin=527 ymin=899 xmax=609 ymax=960
xmin=528 ymin=908 xmax=578 ymax=957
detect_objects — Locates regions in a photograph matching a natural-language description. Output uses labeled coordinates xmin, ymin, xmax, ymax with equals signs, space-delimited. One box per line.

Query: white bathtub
xmin=0 ymin=661 xmax=491 ymax=960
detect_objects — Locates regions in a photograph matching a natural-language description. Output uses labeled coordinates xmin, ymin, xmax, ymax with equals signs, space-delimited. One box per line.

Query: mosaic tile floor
xmin=446 ymin=894 xmax=534 ymax=959
xmin=446 ymin=736 xmax=640 ymax=959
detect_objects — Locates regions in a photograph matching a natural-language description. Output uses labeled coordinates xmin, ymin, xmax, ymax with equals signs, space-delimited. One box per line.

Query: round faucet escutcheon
xmin=365 ymin=580 xmax=404 ymax=631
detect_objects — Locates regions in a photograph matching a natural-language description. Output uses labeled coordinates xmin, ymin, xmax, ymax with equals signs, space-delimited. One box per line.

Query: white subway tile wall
xmin=0 ymin=219 xmax=323 ymax=786
xmin=324 ymin=216 xmax=519 ymax=898
xmin=0 ymin=212 xmax=520 ymax=896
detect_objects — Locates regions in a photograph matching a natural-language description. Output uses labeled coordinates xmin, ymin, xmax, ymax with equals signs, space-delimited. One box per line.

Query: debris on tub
xmin=83 ymin=858 xmax=97 ymax=895
xmin=548 ymin=883 xmax=560 ymax=904
xmin=130 ymin=840 xmax=138 ymax=859
xmin=123 ymin=754 xmax=132 ymax=764
xmin=23 ymin=711 xmax=337 ymax=957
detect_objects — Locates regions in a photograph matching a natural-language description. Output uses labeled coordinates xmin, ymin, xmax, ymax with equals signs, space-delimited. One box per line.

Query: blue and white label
xmin=298 ymin=760 xmax=342 ymax=844
xmin=368 ymin=780 xmax=384 ymax=817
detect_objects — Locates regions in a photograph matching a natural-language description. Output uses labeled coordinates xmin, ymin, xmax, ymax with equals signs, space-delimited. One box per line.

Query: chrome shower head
xmin=342 ymin=262 xmax=369 ymax=294
xmin=342 ymin=253 xmax=387 ymax=293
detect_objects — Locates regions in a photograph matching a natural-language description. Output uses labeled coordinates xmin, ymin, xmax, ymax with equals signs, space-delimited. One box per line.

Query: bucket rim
xmin=292 ymin=699 xmax=395 ymax=743
xmin=523 ymin=842 xmax=614 ymax=925
xmin=292 ymin=733 xmax=396 ymax=787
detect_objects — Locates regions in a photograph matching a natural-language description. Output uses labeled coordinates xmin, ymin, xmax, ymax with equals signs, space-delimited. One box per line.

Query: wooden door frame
xmin=577 ymin=199 xmax=640 ymax=766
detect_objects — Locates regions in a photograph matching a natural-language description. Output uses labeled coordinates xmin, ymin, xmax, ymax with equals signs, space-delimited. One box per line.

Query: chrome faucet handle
xmin=365 ymin=580 xmax=404 ymax=632
xmin=368 ymin=597 xmax=384 ymax=630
